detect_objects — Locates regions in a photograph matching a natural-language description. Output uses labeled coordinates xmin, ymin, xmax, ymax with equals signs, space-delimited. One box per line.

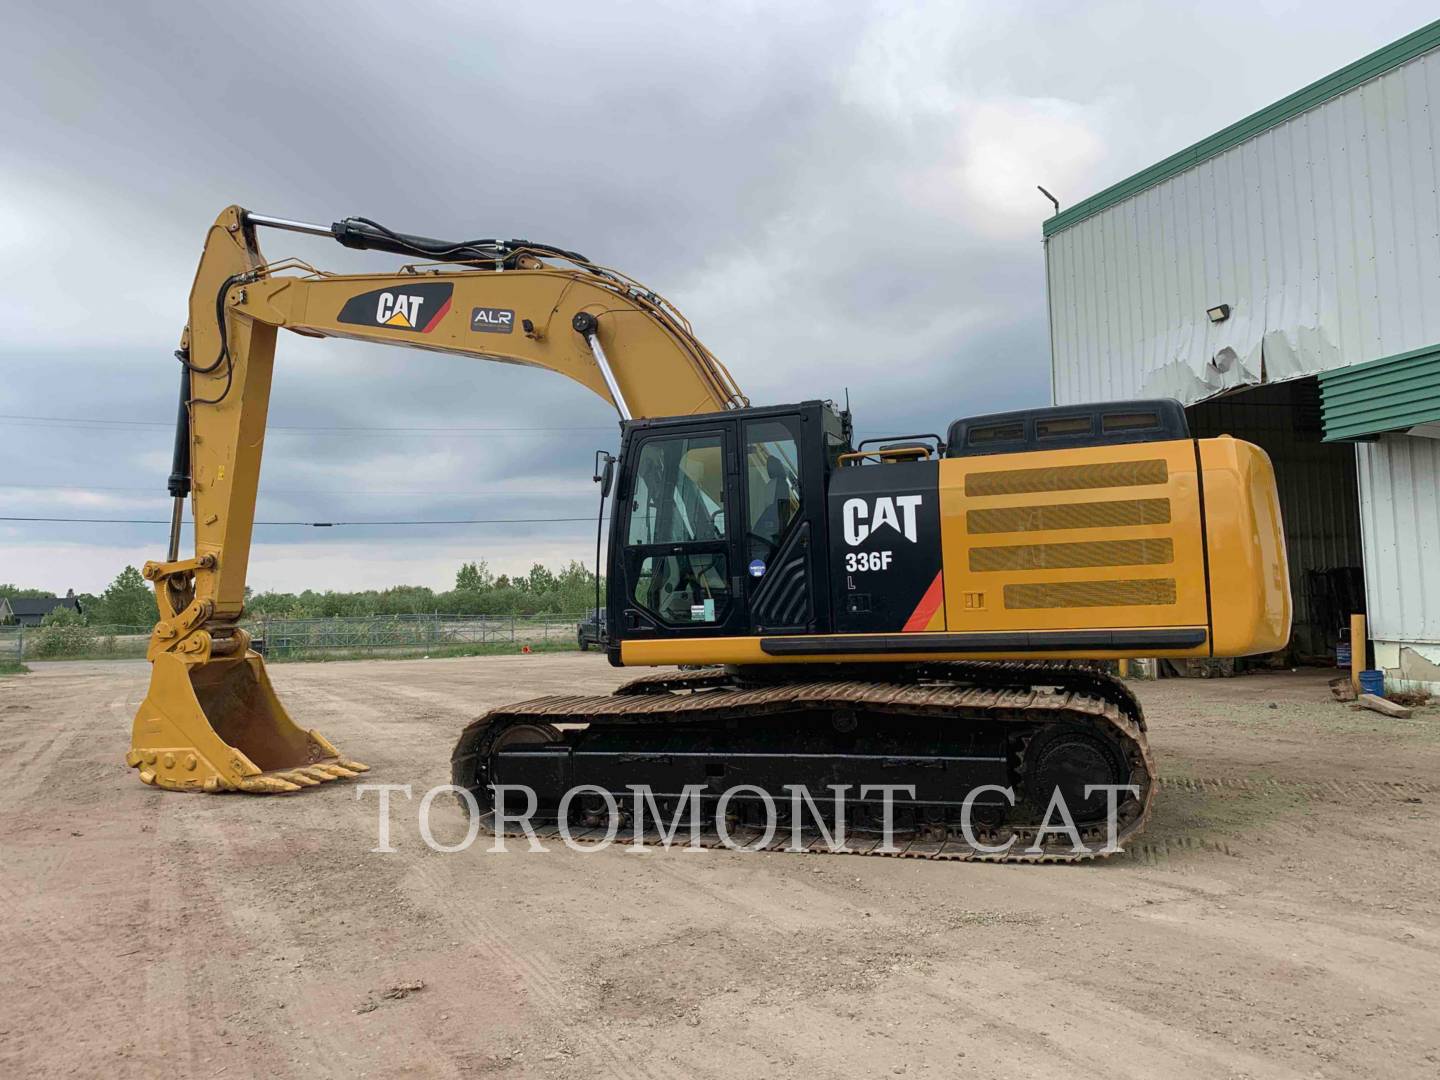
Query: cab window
xmin=626 ymin=433 xmax=731 ymax=625
xmin=627 ymin=434 xmax=726 ymax=545
xmin=632 ymin=553 xmax=729 ymax=625
xmin=743 ymin=418 xmax=801 ymax=568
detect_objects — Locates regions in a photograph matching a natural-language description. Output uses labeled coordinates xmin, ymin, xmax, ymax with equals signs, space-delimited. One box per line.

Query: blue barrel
xmin=1359 ymin=669 xmax=1385 ymax=697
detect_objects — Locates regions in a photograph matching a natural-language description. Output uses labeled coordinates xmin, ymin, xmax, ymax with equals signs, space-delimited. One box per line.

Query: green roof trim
xmin=1043 ymin=20 xmax=1440 ymax=238
xmin=1319 ymin=343 xmax=1440 ymax=441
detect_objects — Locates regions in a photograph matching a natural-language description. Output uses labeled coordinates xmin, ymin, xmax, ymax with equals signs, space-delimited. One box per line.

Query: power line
xmin=0 ymin=481 xmax=592 ymax=498
xmin=0 ymin=413 xmax=615 ymax=436
xmin=0 ymin=515 xmax=603 ymax=527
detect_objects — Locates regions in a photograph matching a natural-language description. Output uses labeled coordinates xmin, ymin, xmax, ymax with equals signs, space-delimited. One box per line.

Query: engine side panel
xmin=938 ymin=438 xmax=1211 ymax=639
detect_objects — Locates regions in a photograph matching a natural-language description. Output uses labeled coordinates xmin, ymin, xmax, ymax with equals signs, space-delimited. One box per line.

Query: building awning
xmin=1319 ymin=343 xmax=1440 ymax=441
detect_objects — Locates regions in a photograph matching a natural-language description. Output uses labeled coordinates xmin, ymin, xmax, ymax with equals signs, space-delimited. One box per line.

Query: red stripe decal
xmin=902 ymin=572 xmax=945 ymax=632
xmin=421 ymin=298 xmax=452 ymax=333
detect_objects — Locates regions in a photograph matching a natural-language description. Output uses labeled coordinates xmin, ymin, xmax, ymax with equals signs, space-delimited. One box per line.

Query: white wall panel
xmin=1047 ymin=48 xmax=1440 ymax=408
xmin=1356 ymin=434 xmax=1440 ymax=645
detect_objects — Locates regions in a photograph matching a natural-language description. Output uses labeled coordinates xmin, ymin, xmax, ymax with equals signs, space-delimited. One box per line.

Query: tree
xmin=522 ymin=563 xmax=557 ymax=595
xmin=0 ymin=585 xmax=56 ymax=601
xmin=90 ymin=566 xmax=155 ymax=627
xmin=455 ymin=559 xmax=494 ymax=592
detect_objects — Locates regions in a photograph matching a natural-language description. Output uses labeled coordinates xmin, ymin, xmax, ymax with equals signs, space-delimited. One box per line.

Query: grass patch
xmin=0 ymin=659 xmax=30 ymax=676
xmin=264 ymin=640 xmax=583 ymax=664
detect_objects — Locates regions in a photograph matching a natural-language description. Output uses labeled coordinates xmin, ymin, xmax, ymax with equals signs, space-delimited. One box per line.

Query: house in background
xmin=2 ymin=591 xmax=83 ymax=627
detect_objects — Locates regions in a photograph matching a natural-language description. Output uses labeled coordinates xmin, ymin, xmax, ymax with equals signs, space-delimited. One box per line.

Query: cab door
xmin=740 ymin=413 xmax=815 ymax=634
xmin=615 ymin=424 xmax=746 ymax=639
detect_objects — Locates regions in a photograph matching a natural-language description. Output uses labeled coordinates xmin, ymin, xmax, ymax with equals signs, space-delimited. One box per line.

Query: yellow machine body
xmin=620 ymin=435 xmax=1288 ymax=667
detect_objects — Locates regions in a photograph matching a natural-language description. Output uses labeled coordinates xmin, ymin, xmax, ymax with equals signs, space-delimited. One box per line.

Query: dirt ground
xmin=2 ymin=656 xmax=1438 ymax=1079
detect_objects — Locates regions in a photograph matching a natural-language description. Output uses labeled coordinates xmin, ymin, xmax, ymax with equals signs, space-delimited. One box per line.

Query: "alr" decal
xmin=470 ymin=307 xmax=515 ymax=334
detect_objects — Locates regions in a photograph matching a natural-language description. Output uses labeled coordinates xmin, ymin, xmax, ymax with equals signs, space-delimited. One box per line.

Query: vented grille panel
xmin=1004 ymin=578 xmax=1177 ymax=609
xmin=967 ymin=497 xmax=1171 ymax=534
xmin=751 ymin=521 xmax=812 ymax=630
xmin=970 ymin=538 xmax=1174 ymax=572
xmin=966 ymin=459 xmax=1168 ymax=496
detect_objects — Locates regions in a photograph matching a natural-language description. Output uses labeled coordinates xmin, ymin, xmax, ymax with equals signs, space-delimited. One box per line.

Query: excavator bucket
xmin=127 ymin=652 xmax=368 ymax=793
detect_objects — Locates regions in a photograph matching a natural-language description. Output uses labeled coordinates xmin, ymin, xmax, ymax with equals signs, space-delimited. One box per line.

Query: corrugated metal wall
xmin=1047 ymin=46 xmax=1440 ymax=409
xmin=1188 ymin=381 xmax=1363 ymax=656
xmin=1356 ymin=434 xmax=1440 ymax=643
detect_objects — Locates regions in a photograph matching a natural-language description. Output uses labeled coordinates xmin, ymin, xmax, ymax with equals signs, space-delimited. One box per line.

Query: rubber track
xmin=452 ymin=664 xmax=1153 ymax=863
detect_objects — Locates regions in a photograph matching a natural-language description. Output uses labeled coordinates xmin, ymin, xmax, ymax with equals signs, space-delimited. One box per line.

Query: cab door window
xmin=743 ymin=417 xmax=801 ymax=569
xmin=632 ymin=552 xmax=729 ymax=625
xmin=626 ymin=433 xmax=731 ymax=625
xmin=628 ymin=434 xmax=726 ymax=545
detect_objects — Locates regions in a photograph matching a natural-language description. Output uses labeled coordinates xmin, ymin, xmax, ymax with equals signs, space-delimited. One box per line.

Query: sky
xmin=3 ymin=1 xmax=1435 ymax=596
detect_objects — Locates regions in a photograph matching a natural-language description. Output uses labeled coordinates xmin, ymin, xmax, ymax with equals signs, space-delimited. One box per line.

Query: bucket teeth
xmin=238 ymin=775 xmax=303 ymax=794
xmin=299 ymin=766 xmax=338 ymax=783
xmin=338 ymin=760 xmax=370 ymax=774
xmin=278 ymin=770 xmax=321 ymax=787
xmin=315 ymin=764 xmax=358 ymax=779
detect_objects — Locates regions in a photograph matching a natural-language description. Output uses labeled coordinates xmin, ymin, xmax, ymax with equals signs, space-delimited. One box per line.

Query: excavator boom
xmin=129 ymin=205 xmax=745 ymax=792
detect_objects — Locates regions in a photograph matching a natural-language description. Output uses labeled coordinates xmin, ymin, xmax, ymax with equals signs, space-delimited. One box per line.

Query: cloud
xmin=3 ymin=0 xmax=1435 ymax=593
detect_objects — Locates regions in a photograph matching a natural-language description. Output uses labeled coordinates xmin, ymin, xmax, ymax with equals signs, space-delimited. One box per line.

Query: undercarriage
xmin=451 ymin=662 xmax=1153 ymax=862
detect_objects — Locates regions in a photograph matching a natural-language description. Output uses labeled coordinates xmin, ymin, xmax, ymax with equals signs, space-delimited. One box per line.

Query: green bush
xmin=31 ymin=607 xmax=99 ymax=658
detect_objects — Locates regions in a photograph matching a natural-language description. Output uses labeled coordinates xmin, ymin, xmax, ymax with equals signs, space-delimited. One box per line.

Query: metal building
xmin=1044 ymin=20 xmax=1440 ymax=689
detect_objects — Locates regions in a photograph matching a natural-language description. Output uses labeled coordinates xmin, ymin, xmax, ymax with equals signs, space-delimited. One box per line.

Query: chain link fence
xmin=0 ymin=613 xmax=591 ymax=662
xmin=0 ymin=623 xmax=152 ymax=661
xmin=250 ymin=613 xmax=588 ymax=659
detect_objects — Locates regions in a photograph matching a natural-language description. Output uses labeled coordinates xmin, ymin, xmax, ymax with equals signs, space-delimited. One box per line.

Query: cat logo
xmin=376 ymin=292 xmax=426 ymax=328
xmin=337 ymin=282 xmax=454 ymax=333
xmin=842 ymin=495 xmax=923 ymax=546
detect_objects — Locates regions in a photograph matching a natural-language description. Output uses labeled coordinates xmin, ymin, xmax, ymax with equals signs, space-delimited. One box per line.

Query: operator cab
xmin=607 ymin=401 xmax=848 ymax=656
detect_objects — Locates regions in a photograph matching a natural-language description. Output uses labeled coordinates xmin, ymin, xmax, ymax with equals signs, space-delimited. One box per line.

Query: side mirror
xmin=593 ymin=450 xmax=616 ymax=498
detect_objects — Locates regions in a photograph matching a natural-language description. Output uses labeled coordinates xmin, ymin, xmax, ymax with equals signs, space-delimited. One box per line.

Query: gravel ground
xmin=2 ymin=654 xmax=1438 ymax=1078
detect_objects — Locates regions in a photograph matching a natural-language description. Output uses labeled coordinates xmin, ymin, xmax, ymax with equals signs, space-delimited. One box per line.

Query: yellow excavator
xmin=127 ymin=205 xmax=1289 ymax=859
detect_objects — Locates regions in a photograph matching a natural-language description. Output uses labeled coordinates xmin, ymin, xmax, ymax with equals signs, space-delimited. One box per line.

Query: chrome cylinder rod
xmin=243 ymin=213 xmax=333 ymax=237
xmin=572 ymin=313 xmax=632 ymax=420
xmin=167 ymin=496 xmax=184 ymax=562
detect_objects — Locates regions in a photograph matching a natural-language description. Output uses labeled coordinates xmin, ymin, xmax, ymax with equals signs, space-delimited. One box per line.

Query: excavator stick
xmin=126 ymin=207 xmax=378 ymax=794
xmin=127 ymin=651 xmax=368 ymax=793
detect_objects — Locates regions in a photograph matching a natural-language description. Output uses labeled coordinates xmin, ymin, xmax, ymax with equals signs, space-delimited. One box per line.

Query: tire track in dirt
xmin=1157 ymin=774 xmax=1439 ymax=799
xmin=407 ymin=858 xmax=685 ymax=1080
xmin=301 ymin=673 xmax=681 ymax=1080
xmin=0 ymin=682 xmax=121 ymax=814
xmin=253 ymin=672 xmax=633 ymax=1076
xmin=108 ymin=683 xmax=244 ymax=1076
xmin=175 ymin=809 xmax=469 ymax=1079
xmin=0 ymin=687 xmax=176 ymax=1075
xmin=900 ymin=960 xmax=1321 ymax=1080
